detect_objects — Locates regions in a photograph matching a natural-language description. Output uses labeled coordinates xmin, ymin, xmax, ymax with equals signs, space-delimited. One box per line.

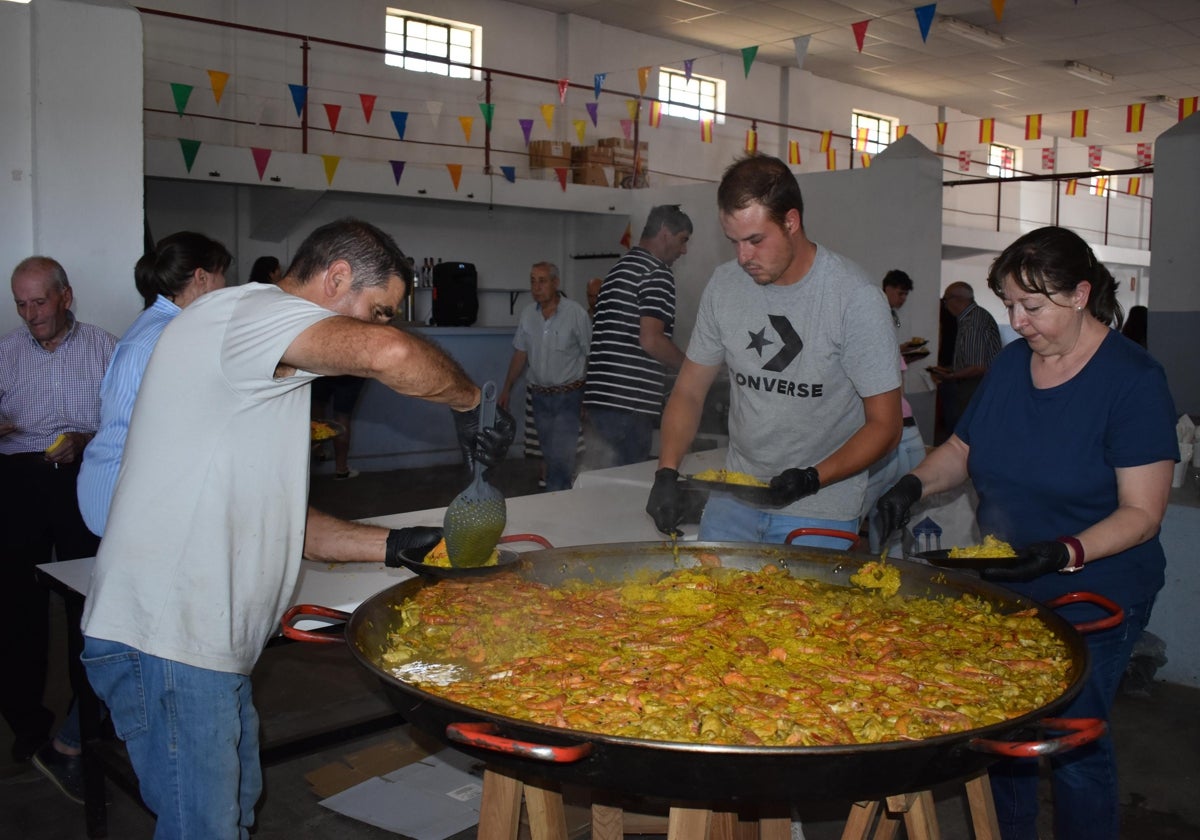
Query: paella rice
xmin=692 ymin=469 xmax=769 ymax=487
xmin=949 ymin=535 xmax=1018 ymax=559
xmin=379 ymin=563 xmax=1073 ymax=747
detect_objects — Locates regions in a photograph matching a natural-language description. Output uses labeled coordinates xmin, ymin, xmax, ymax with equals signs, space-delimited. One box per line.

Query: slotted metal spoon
xmin=442 ymin=381 xmax=507 ymax=567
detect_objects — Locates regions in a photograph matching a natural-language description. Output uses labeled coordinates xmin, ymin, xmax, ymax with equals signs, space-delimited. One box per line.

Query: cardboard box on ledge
xmin=573 ymin=163 xmax=613 ymax=186
xmin=571 ymin=145 xmax=615 ymax=165
xmin=529 ymin=140 xmax=572 ymax=169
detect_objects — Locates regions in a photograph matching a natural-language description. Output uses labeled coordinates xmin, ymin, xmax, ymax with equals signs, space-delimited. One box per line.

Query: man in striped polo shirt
xmin=583 ymin=205 xmax=693 ymax=468
xmin=930 ymin=281 xmax=1001 ymax=439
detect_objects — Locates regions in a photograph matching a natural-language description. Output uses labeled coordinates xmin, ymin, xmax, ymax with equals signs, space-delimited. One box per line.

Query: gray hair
xmin=13 ymin=256 xmax=70 ymax=291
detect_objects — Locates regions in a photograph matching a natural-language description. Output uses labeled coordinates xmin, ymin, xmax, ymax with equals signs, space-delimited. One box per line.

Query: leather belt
xmin=903 ymin=416 xmax=917 ymax=427
xmin=530 ymin=379 xmax=585 ymax=395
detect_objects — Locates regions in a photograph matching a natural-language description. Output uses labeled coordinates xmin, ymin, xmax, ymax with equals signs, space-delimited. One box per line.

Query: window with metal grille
xmin=657 ymin=67 xmax=725 ymax=124
xmin=987 ymin=143 xmax=1017 ymax=178
xmin=850 ymin=112 xmax=894 ymax=155
xmin=385 ymin=9 xmax=480 ymax=80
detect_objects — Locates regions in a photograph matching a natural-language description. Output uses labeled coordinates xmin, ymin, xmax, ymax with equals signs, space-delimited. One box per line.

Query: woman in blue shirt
xmin=876 ymin=226 xmax=1177 ymax=840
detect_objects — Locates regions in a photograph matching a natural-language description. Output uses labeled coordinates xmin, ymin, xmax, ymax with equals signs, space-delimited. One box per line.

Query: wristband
xmin=1056 ymin=535 xmax=1085 ymax=573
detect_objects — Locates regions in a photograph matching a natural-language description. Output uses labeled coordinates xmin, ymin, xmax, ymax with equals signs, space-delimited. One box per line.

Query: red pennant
xmin=851 ymin=20 xmax=870 ymax=52
xmin=251 ymin=148 xmax=272 ymax=181
xmin=359 ymin=93 xmax=377 ymax=124
xmin=555 ymin=167 xmax=568 ymax=191
xmin=324 ymin=103 xmax=342 ymax=133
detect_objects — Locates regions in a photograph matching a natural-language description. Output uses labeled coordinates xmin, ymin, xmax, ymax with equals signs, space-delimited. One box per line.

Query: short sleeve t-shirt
xmin=82 ymin=284 xmax=336 ymax=674
xmin=688 ymin=246 xmax=900 ymax=521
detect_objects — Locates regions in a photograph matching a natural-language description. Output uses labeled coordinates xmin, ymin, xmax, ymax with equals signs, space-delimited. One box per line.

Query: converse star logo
xmin=746 ymin=327 xmax=774 ymax=356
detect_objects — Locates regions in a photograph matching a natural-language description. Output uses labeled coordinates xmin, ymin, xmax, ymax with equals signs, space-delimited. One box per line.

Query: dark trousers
xmin=0 ymin=453 xmax=100 ymax=742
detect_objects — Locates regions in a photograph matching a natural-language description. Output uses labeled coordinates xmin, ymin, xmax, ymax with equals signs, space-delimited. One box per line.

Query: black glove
xmin=384 ymin=526 xmax=443 ymax=568
xmin=767 ymin=467 xmax=821 ymax=507
xmin=453 ymin=403 xmax=516 ymax=474
xmin=646 ymin=468 xmax=684 ymax=536
xmin=981 ymin=540 xmax=1070 ymax=582
xmin=874 ymin=474 xmax=923 ymax=541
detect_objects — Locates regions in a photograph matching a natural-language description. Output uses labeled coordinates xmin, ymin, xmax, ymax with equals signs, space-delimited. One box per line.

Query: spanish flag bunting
xmin=788 ymin=139 xmax=801 ymax=165
xmin=620 ymin=118 xmax=634 ymax=139
xmin=741 ymin=46 xmax=758 ymax=78
xmin=541 ymin=103 xmax=555 ymax=129
xmin=519 ymin=118 xmax=533 ymax=145
xmin=324 ymin=103 xmax=342 ymax=133
xmin=745 ymin=128 xmax=757 ymax=153
xmin=459 ymin=115 xmax=474 ymax=143
xmin=620 ymin=223 xmax=632 ymax=249
xmin=851 ymin=19 xmax=870 ymax=52
xmin=648 ymin=100 xmax=662 ymax=128
xmin=207 ymin=70 xmax=229 ymax=105
xmin=557 ymin=79 xmax=569 ymax=104
xmin=819 ymin=130 xmax=832 ymax=152
xmin=1128 ymin=176 xmax=1141 ymax=196
xmin=321 ymin=155 xmax=340 ymax=186
xmin=1041 ymin=147 xmax=1055 ymax=171
xmin=825 ymin=148 xmax=837 ymax=170
xmin=1088 ymin=145 xmax=1102 ymax=168
xmin=1126 ymin=103 xmax=1145 ymax=133
xmin=447 ymin=163 xmax=463 ymax=191
xmin=700 ymin=119 xmax=713 ymax=143
xmin=1064 ymin=179 xmax=1077 ymax=196
xmin=637 ymin=66 xmax=651 ymax=95
xmin=936 ymin=121 xmax=947 ymax=145
xmin=1025 ymin=114 xmax=1042 ymax=141
xmin=478 ymin=103 xmax=494 ymax=131
xmin=979 ymin=118 xmax=994 ymax=145
xmin=626 ymin=99 xmax=640 ymax=122
xmin=360 ymin=93 xmax=377 ymax=124
xmin=860 ymin=153 xmax=871 ymax=168
xmin=389 ymin=160 xmax=405 ymax=185
xmin=251 ymin=147 xmax=271 ymax=180
xmin=896 ymin=125 xmax=908 ymax=139
xmin=555 ymin=167 xmax=568 ymax=191
xmin=1137 ymin=142 xmax=1152 ymax=166
xmin=1071 ymin=109 xmax=1088 ymax=138
xmin=1094 ymin=176 xmax=1107 ymax=197
xmin=171 ymin=83 xmax=193 ymax=117
xmin=1179 ymin=96 xmax=1198 ymax=121
xmin=958 ymin=151 xmax=971 ymax=172
xmin=573 ymin=119 xmax=587 ymax=145
xmin=179 ymin=138 xmax=201 ymax=173
xmin=855 ymin=127 xmax=869 ymax=151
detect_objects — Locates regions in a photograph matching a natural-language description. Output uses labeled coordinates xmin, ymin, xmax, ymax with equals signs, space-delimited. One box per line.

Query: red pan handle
xmin=279 ymin=604 xmax=349 ymax=643
xmin=499 ymin=533 xmax=554 ymax=549
xmin=785 ymin=528 xmax=862 ymax=551
xmin=970 ymin=717 xmax=1107 ymax=757
xmin=445 ymin=721 xmax=593 ymax=763
xmin=1046 ymin=591 xmax=1124 ymax=634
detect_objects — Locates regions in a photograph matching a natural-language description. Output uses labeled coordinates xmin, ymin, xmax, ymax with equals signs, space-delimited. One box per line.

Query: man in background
xmin=500 ymin=262 xmax=590 ymax=491
xmin=930 ymin=281 xmax=1001 ymax=441
xmin=583 ymin=204 xmax=692 ymax=468
xmin=0 ymin=257 xmax=115 ymax=762
xmin=80 ymin=219 xmax=512 ymax=838
xmin=586 ymin=276 xmax=603 ymax=319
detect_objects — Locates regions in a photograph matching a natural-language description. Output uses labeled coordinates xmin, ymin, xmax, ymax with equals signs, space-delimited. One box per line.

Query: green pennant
xmin=479 ymin=102 xmax=494 ymax=131
xmin=741 ymin=46 xmax=758 ymax=78
xmin=171 ymin=83 xmax=194 ymax=117
xmin=179 ymin=138 xmax=201 ymax=172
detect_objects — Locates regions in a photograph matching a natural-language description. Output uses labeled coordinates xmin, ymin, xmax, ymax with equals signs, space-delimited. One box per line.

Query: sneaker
xmin=537 ymin=479 xmax=547 ymax=489
xmin=334 ymin=468 xmax=359 ymax=480
xmin=32 ymin=743 xmax=84 ymax=805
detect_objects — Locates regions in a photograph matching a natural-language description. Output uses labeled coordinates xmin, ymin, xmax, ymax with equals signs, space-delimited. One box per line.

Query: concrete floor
xmin=3 ymin=458 xmax=1198 ymax=839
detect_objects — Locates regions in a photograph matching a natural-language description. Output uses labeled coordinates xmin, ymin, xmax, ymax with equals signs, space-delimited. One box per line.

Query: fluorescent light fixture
xmin=938 ymin=15 xmax=1007 ymax=48
xmin=1064 ymin=61 xmax=1114 ymax=86
xmin=0 ymin=1 xmax=33 ymax=4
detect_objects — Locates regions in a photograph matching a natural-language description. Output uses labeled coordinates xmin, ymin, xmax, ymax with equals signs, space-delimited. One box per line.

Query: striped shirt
xmin=0 ymin=315 xmax=115 ymax=454
xmin=78 ymin=295 xmax=181 ymax=535
xmin=583 ymin=247 xmax=676 ymax=417
xmin=953 ymin=302 xmax=1002 ymax=371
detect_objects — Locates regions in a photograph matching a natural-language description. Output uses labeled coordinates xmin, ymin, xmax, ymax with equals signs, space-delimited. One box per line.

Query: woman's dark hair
xmin=134 ymin=232 xmax=232 ymax=309
xmin=248 ymin=256 xmax=281 ymax=285
xmin=1122 ymin=304 xmax=1148 ymax=348
xmin=717 ymin=154 xmax=804 ymax=231
xmin=986 ymin=226 xmax=1123 ymax=330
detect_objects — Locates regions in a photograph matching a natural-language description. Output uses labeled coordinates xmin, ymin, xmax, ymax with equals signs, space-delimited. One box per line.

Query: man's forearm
xmin=303 ymin=507 xmax=389 ymax=563
xmin=373 ymin=330 xmax=479 ymax=411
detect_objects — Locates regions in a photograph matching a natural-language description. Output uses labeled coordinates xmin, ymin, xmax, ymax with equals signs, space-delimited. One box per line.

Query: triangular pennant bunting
xmin=426 ymin=100 xmax=443 ymax=129
xmin=459 ymin=115 xmax=474 ymax=143
xmin=179 ymin=138 xmax=201 ymax=172
xmin=626 ymin=99 xmax=640 ymax=122
xmin=741 ymin=46 xmax=758 ymax=78
xmin=541 ymin=103 xmax=555 ymax=129
xmin=324 ymin=103 xmax=342 ymax=133
xmin=648 ymin=101 xmax=662 ymax=128
xmin=586 ymin=102 xmax=599 ymax=127
xmin=914 ymin=5 xmax=936 ymax=42
xmin=170 ymin=83 xmax=193 ymax=117
xmin=207 ymin=70 xmax=229 ymax=105
xmin=321 ymin=154 xmax=340 ymax=185
xmin=519 ymin=118 xmax=534 ymax=145
xmin=638 ymin=67 xmax=651 ymax=95
xmin=573 ymin=119 xmax=587 ymax=145
xmin=992 ymin=0 xmax=1006 ymax=21
xmin=555 ymin=167 xmax=568 ymax=191
xmin=251 ymin=147 xmax=271 ymax=180
xmin=851 ymin=20 xmax=870 ymax=52
xmin=557 ymin=79 xmax=569 ymax=104
xmin=479 ymin=103 xmax=494 ymax=131
xmin=390 ymin=160 xmax=405 ymax=185
xmin=391 ymin=111 xmax=409 ymax=140
xmin=936 ymin=122 xmax=948 ymax=145
xmin=620 ymin=118 xmax=633 ymax=139
xmin=684 ymin=59 xmax=695 ymax=81
xmin=593 ymin=73 xmax=606 ymax=99
xmin=288 ymin=84 xmax=307 ymax=118
xmin=500 ymin=165 xmax=516 ymax=183
xmin=446 ymin=163 xmax=463 ymax=191
xmin=360 ymin=93 xmax=376 ymax=124
xmin=792 ymin=36 xmax=810 ymax=70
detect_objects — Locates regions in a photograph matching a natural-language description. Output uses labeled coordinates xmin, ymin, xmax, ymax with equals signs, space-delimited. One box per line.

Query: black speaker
xmin=431 ymin=261 xmax=479 ymax=326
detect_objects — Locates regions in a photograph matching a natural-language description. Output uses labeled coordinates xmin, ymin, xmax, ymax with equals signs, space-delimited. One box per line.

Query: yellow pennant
xmin=573 ymin=119 xmax=587 ymax=145
xmin=638 ymin=66 xmax=652 ymax=95
xmin=626 ymin=99 xmax=639 ymax=122
xmin=788 ymin=139 xmax=801 ymax=165
xmin=541 ymin=103 xmax=556 ymax=130
xmin=458 ymin=116 xmax=474 ymax=144
xmin=936 ymin=121 xmax=947 ymax=145
xmin=446 ymin=163 xmax=463 ymax=191
xmin=819 ymin=130 xmax=832 ymax=152
xmin=321 ymin=154 xmax=340 ymax=185
xmin=208 ymin=70 xmax=230 ymax=105
xmin=700 ymin=119 xmax=713 ymax=143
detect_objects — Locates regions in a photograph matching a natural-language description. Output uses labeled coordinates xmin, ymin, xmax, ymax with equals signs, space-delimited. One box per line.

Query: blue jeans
xmin=584 ymin=406 xmax=654 ymax=469
xmin=988 ymin=597 xmax=1155 ymax=840
xmin=698 ymin=493 xmax=859 ymax=548
xmin=82 ymin=637 xmax=261 ymax=840
xmin=531 ymin=388 xmax=584 ymax=491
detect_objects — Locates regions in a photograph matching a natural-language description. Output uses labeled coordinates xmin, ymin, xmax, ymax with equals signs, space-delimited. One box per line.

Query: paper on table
xmin=319 ymin=749 xmax=484 ymax=840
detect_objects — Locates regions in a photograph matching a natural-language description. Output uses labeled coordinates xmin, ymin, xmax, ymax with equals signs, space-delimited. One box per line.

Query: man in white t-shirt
xmin=647 ymin=155 xmax=901 ymax=549
xmin=79 ymin=219 xmax=513 ymax=839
